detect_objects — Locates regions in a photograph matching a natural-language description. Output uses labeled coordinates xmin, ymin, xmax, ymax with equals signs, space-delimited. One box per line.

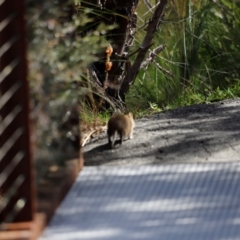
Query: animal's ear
xmin=128 ymin=112 xmax=134 ymax=118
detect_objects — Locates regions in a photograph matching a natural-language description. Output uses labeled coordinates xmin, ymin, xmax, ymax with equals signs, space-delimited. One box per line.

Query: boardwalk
xmin=39 ymin=163 xmax=240 ymax=240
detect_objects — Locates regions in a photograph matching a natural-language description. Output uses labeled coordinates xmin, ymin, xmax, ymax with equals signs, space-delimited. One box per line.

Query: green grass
xmin=125 ymin=0 xmax=240 ymax=116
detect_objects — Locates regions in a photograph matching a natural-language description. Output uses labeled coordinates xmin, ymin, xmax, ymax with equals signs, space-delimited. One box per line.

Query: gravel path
xmin=84 ymin=98 xmax=240 ymax=166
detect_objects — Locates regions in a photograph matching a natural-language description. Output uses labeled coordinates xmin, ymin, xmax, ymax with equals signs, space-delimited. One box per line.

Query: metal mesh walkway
xmin=39 ymin=163 xmax=240 ymax=240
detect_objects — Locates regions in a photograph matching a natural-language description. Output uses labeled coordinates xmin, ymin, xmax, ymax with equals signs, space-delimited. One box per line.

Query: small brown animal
xmin=107 ymin=112 xmax=135 ymax=148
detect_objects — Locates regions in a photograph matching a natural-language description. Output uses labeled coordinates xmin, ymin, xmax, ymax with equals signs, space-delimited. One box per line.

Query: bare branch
xmin=143 ymin=0 xmax=153 ymax=11
xmin=125 ymin=0 xmax=168 ymax=86
xmin=140 ymin=44 xmax=166 ymax=69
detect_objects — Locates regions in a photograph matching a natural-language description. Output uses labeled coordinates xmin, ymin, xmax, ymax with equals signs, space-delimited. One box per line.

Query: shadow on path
xmin=40 ymin=164 xmax=240 ymax=240
xmin=84 ymin=99 xmax=240 ymax=166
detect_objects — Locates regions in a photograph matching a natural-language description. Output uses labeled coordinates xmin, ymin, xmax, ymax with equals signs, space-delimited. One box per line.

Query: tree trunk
xmin=80 ymin=0 xmax=168 ymax=111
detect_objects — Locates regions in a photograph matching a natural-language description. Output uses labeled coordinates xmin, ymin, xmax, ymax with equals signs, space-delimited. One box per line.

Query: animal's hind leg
xmin=108 ymin=136 xmax=112 ymax=146
xmin=109 ymin=132 xmax=117 ymax=148
xmin=129 ymin=128 xmax=134 ymax=139
xmin=119 ymin=131 xmax=123 ymax=146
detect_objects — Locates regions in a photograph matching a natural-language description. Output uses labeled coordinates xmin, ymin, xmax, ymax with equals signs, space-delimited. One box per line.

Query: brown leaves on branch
xmin=82 ymin=0 xmax=168 ymax=111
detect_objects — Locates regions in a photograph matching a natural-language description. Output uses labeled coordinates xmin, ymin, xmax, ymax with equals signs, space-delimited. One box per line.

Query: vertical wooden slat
xmin=0 ymin=0 xmax=35 ymax=223
xmin=0 ymin=1 xmax=84 ymax=238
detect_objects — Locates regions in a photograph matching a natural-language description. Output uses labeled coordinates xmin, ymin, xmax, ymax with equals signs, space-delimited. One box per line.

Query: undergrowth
xmin=125 ymin=0 xmax=240 ymax=117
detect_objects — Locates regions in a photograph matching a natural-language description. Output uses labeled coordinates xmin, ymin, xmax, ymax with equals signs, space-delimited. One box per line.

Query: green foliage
xmin=27 ymin=0 xmax=113 ymax=178
xmin=81 ymin=102 xmax=111 ymax=124
xmin=127 ymin=0 xmax=240 ymax=114
xmin=28 ymin=0 xmax=240 ymax=140
xmin=28 ymin=3 xmax=108 ymax=89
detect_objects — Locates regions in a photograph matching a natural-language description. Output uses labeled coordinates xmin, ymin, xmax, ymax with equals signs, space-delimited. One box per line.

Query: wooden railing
xmin=0 ymin=1 xmax=84 ymax=239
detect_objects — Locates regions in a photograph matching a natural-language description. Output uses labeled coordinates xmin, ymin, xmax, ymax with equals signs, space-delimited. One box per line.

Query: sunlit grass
xmin=126 ymin=0 xmax=240 ymax=115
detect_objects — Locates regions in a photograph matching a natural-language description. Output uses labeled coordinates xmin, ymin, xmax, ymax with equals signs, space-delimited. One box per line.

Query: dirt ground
xmin=83 ymin=98 xmax=240 ymax=166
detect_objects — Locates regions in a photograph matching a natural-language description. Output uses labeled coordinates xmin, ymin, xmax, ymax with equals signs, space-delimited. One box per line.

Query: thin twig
xmin=140 ymin=44 xmax=166 ymax=69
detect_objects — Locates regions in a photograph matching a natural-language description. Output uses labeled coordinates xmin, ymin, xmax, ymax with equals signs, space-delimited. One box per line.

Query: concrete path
xmin=84 ymin=98 xmax=240 ymax=166
xmin=39 ymin=99 xmax=240 ymax=240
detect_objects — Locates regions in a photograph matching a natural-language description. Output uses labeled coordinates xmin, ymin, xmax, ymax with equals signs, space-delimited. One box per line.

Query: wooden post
xmin=0 ymin=0 xmax=45 ymax=239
